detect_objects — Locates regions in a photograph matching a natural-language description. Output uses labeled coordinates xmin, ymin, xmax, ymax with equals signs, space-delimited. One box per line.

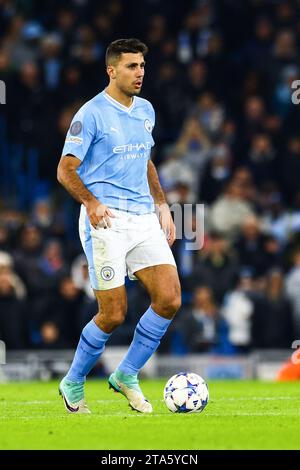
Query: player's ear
xmin=107 ymin=65 xmax=116 ymax=80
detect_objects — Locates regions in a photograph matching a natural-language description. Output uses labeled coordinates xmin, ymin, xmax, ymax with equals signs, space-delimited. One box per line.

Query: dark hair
xmin=105 ymin=38 xmax=148 ymax=66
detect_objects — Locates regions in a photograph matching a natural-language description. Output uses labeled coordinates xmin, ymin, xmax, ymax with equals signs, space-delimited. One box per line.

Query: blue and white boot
xmin=108 ymin=370 xmax=153 ymax=413
xmin=59 ymin=377 xmax=91 ymax=414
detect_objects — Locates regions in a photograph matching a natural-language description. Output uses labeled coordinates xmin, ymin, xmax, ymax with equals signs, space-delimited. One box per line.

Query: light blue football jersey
xmin=62 ymin=90 xmax=156 ymax=214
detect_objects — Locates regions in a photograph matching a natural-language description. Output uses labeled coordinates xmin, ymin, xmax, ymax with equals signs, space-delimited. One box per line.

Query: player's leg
xmin=59 ymin=285 xmax=127 ymax=413
xmin=108 ymin=211 xmax=180 ymax=412
xmin=65 ymin=286 xmax=127 ymax=382
xmin=109 ymin=265 xmax=181 ymax=413
xmin=60 ymin=204 xmax=128 ymax=413
xmin=117 ymin=264 xmax=181 ymax=374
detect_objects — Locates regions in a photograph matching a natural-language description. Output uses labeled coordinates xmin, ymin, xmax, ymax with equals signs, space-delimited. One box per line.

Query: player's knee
xmin=152 ymin=293 xmax=181 ymax=319
xmin=104 ymin=307 xmax=126 ymax=331
xmin=166 ymin=295 xmax=181 ymax=317
xmin=95 ymin=305 xmax=127 ymax=333
xmin=110 ymin=309 xmax=126 ymax=329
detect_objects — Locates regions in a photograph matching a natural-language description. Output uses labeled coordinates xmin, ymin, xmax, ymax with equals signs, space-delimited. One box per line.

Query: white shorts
xmin=78 ymin=205 xmax=176 ymax=290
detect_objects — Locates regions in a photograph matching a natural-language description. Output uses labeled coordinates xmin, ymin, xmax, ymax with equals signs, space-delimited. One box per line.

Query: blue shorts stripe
xmin=83 ymin=211 xmax=98 ymax=289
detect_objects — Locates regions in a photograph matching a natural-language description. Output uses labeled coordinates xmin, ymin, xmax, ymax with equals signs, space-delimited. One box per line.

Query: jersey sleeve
xmin=149 ymin=102 xmax=155 ymax=129
xmin=148 ymin=102 xmax=155 ymax=159
xmin=61 ymin=105 xmax=96 ymax=161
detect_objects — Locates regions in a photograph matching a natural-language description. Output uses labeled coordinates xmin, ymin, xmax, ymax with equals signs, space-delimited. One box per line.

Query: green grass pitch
xmin=0 ymin=379 xmax=299 ymax=449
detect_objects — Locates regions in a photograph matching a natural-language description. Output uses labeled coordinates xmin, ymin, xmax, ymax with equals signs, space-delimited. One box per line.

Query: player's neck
xmin=105 ymin=86 xmax=133 ymax=108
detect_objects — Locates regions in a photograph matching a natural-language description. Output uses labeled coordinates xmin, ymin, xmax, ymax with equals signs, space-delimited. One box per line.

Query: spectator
xmin=0 ymin=269 xmax=26 ymax=349
xmin=31 ymin=199 xmax=54 ymax=235
xmin=53 ymin=276 xmax=84 ymax=346
xmin=173 ymin=116 xmax=211 ymax=198
xmin=38 ymin=321 xmax=68 ymax=349
xmin=39 ymin=33 xmax=62 ymax=92
xmin=0 ymin=225 xmax=11 ymax=251
xmin=8 ymin=61 xmax=47 ymax=147
xmin=285 ymin=250 xmax=300 ymax=338
xmin=71 ymin=254 xmax=94 ymax=300
xmin=252 ymin=269 xmax=294 ymax=348
xmin=210 ymin=179 xmax=255 ymax=241
xmin=245 ymin=133 xmax=278 ymax=188
xmin=280 ymin=136 xmax=300 ymax=207
xmin=234 ymin=215 xmax=267 ymax=276
xmin=189 ymin=231 xmax=238 ymax=303
xmin=152 ymin=61 xmax=187 ymax=142
xmin=260 ymin=192 xmax=300 ymax=246
xmin=158 ymin=146 xmax=195 ymax=196
xmin=244 ymin=16 xmax=274 ymax=72
xmin=175 ymin=286 xmax=219 ymax=353
xmin=232 ymin=167 xmax=256 ymax=204
xmin=240 ymin=96 xmax=266 ymax=148
xmin=0 ymin=251 xmax=26 ymax=300
xmin=13 ymin=224 xmax=43 ymax=294
xmin=190 ymin=91 xmax=224 ymax=139
xmin=272 ymin=64 xmax=299 ymax=118
xmin=199 ymin=143 xmax=232 ymax=204
xmin=9 ymin=20 xmax=43 ymax=68
xmin=221 ymin=271 xmax=255 ymax=353
xmin=185 ymin=60 xmax=209 ymax=101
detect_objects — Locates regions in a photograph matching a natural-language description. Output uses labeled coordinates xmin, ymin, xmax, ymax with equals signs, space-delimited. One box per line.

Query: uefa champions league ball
xmin=163 ymin=372 xmax=209 ymax=413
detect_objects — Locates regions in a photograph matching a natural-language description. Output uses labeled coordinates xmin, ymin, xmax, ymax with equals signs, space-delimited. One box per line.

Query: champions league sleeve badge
xmin=70 ymin=121 xmax=83 ymax=136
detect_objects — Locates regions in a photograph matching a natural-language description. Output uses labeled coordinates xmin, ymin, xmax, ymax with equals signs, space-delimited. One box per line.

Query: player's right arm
xmin=57 ymin=155 xmax=114 ymax=228
xmin=57 ymin=106 xmax=114 ymax=228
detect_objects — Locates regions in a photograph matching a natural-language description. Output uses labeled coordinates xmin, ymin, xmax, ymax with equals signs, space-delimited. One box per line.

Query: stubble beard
xmin=120 ymin=83 xmax=142 ymax=97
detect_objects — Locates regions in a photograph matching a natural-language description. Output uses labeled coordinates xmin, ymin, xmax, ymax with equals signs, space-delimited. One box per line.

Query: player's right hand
xmin=86 ymin=200 xmax=115 ymax=229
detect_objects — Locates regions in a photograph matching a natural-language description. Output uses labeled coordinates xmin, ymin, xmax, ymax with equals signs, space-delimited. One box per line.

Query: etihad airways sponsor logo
xmin=113 ymin=142 xmax=152 ymax=153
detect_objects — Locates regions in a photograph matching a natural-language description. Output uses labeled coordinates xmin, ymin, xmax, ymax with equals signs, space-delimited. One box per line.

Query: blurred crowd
xmin=1 ymin=0 xmax=300 ymax=353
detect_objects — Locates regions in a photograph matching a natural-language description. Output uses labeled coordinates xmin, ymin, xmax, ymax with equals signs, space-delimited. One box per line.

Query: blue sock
xmin=66 ymin=319 xmax=111 ymax=383
xmin=118 ymin=306 xmax=172 ymax=376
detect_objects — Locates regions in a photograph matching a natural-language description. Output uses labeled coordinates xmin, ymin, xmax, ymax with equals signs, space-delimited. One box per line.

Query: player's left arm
xmin=147 ymin=159 xmax=176 ymax=246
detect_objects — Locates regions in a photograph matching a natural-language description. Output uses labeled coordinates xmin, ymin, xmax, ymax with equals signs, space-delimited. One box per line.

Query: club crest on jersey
xmin=100 ymin=266 xmax=115 ymax=281
xmin=70 ymin=121 xmax=82 ymax=136
xmin=144 ymin=119 xmax=153 ymax=133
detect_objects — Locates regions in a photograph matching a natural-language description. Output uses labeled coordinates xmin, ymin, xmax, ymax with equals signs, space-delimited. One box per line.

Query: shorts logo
xmin=70 ymin=121 xmax=82 ymax=136
xmin=144 ymin=119 xmax=153 ymax=133
xmin=100 ymin=266 xmax=115 ymax=281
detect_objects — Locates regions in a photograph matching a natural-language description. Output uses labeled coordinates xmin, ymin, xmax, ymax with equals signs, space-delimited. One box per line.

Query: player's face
xmin=112 ymin=52 xmax=145 ymax=97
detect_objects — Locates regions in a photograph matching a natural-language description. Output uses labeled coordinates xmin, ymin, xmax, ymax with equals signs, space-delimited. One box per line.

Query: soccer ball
xmin=163 ymin=372 xmax=209 ymax=413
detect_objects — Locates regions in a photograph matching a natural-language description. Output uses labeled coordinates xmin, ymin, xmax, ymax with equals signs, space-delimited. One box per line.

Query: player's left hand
xmin=158 ymin=203 xmax=176 ymax=247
